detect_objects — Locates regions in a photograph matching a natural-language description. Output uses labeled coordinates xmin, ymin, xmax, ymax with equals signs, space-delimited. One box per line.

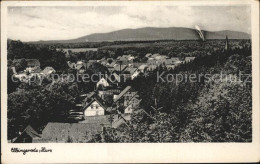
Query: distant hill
xmin=27 ymin=27 xmax=251 ymax=44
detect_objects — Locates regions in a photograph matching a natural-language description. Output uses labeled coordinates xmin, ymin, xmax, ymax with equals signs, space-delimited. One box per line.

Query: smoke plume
xmin=195 ymin=25 xmax=205 ymax=41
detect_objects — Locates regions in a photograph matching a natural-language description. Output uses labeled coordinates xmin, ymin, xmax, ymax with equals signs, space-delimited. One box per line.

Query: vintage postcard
xmin=1 ymin=0 xmax=259 ymax=163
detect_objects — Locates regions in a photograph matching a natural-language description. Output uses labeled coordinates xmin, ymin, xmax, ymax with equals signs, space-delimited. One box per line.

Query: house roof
xmin=13 ymin=59 xmax=40 ymax=67
xmin=112 ymin=114 xmax=131 ymax=128
xmin=26 ymin=59 xmax=40 ymax=66
xmin=75 ymin=63 xmax=85 ymax=70
xmin=114 ymin=86 xmax=132 ymax=103
xmin=185 ymin=57 xmax=196 ymax=60
xmin=41 ymin=67 xmax=55 ymax=75
xmin=138 ymin=64 xmax=148 ymax=70
xmin=114 ymin=65 xmax=127 ymax=72
xmin=67 ymin=61 xmax=76 ymax=69
xmin=13 ymin=125 xmax=41 ymax=142
xmin=84 ymin=96 xmax=108 ymax=110
xmin=145 ymin=53 xmax=152 ymax=57
xmin=171 ymin=57 xmax=180 ymax=61
xmin=88 ymin=60 xmax=97 ymax=63
xmin=151 ymin=53 xmax=160 ymax=58
xmin=82 ymin=92 xmax=97 ymax=103
xmin=79 ymin=115 xmax=111 ymax=125
xmin=110 ymin=61 xmax=117 ymax=67
xmin=133 ymin=63 xmax=146 ymax=68
xmin=148 ymin=65 xmax=157 ymax=69
xmin=129 ymin=67 xmax=138 ymax=74
xmin=41 ymin=123 xmax=103 ymax=142
xmin=164 ymin=58 xmax=178 ymax=64
xmin=123 ymin=67 xmax=138 ymax=75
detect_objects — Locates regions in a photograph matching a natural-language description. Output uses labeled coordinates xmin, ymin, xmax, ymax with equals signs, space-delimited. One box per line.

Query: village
xmin=10 ymin=50 xmax=196 ymax=143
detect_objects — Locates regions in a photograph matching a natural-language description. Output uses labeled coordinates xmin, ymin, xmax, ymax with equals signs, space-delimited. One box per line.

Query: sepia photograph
xmin=1 ymin=0 xmax=259 ymax=163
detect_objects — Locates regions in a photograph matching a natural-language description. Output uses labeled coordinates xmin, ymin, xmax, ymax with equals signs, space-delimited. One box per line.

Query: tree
xmin=8 ymin=81 xmax=80 ymax=140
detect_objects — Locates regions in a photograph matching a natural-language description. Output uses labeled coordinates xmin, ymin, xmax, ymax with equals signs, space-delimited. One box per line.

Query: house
xmin=107 ymin=58 xmax=114 ymax=62
xmin=67 ymin=61 xmax=76 ymax=69
xmin=13 ymin=59 xmax=41 ymax=70
xmin=150 ymin=53 xmax=160 ymax=58
xmin=25 ymin=66 xmax=42 ymax=74
xmin=155 ymin=55 xmax=168 ymax=60
xmin=171 ymin=57 xmax=180 ymax=62
xmin=78 ymin=115 xmax=112 ymax=127
xmin=41 ymin=67 xmax=55 ymax=75
xmin=114 ymin=86 xmax=132 ymax=103
xmin=101 ymin=60 xmax=108 ymax=66
xmin=147 ymin=65 xmax=157 ymax=71
xmin=112 ymin=114 xmax=131 ymax=128
xmin=145 ymin=53 xmax=152 ymax=58
xmin=124 ymin=98 xmax=141 ymax=114
xmin=166 ymin=65 xmax=175 ymax=70
xmin=138 ymin=64 xmax=148 ymax=73
xmin=128 ymin=67 xmax=138 ymax=76
xmin=98 ymin=88 xmax=121 ymax=100
xmin=86 ymin=60 xmax=97 ymax=68
xmin=120 ymin=67 xmax=137 ymax=80
xmin=96 ymin=77 xmax=110 ymax=88
xmin=114 ymin=86 xmax=137 ymax=111
xmin=12 ymin=125 xmax=41 ymax=143
xmin=132 ymin=63 xmax=145 ymax=68
xmin=117 ymin=55 xmax=128 ymax=62
xmin=39 ymin=123 xmax=104 ymax=143
xmin=131 ymin=69 xmax=141 ymax=80
xmin=26 ymin=59 xmax=40 ymax=68
xmin=147 ymin=58 xmax=157 ymax=65
xmin=114 ymin=64 xmax=127 ymax=72
xmin=75 ymin=61 xmax=87 ymax=70
xmin=164 ymin=58 xmax=179 ymax=65
xmin=82 ymin=92 xmax=97 ymax=105
xmin=83 ymin=96 xmax=108 ymax=117
xmin=128 ymin=56 xmax=135 ymax=62
xmin=106 ymin=66 xmax=114 ymax=73
xmin=112 ymin=72 xmax=121 ymax=82
xmin=109 ymin=61 xmax=117 ymax=67
xmin=184 ymin=57 xmax=196 ymax=63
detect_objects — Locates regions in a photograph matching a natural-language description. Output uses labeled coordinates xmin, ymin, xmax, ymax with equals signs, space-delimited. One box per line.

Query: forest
xmin=7 ymin=39 xmax=252 ymax=142
xmin=100 ymin=44 xmax=252 ymax=142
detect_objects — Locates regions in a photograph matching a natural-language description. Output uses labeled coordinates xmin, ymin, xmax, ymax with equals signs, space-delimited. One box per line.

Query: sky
xmin=7 ymin=5 xmax=251 ymax=42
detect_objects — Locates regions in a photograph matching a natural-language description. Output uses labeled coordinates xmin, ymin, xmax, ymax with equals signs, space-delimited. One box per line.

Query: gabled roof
xmin=75 ymin=63 xmax=85 ymax=70
xmin=171 ymin=57 xmax=180 ymax=61
xmin=82 ymin=92 xmax=97 ymax=103
xmin=114 ymin=86 xmax=132 ymax=103
xmin=110 ymin=61 xmax=117 ymax=66
xmin=129 ymin=67 xmax=138 ymax=74
xmin=151 ymin=53 xmax=160 ymax=58
xmin=26 ymin=59 xmax=40 ymax=67
xmin=13 ymin=59 xmax=40 ymax=67
xmin=124 ymin=67 xmax=138 ymax=75
xmin=124 ymin=98 xmax=141 ymax=109
xmin=133 ymin=63 xmax=145 ymax=68
xmin=145 ymin=53 xmax=152 ymax=57
xmin=88 ymin=60 xmax=97 ymax=63
xmin=41 ymin=123 xmax=103 ymax=142
xmin=13 ymin=125 xmax=41 ymax=142
xmin=114 ymin=65 xmax=127 ymax=72
xmin=138 ymin=64 xmax=148 ymax=70
xmin=84 ymin=96 xmax=108 ymax=110
xmin=185 ymin=57 xmax=196 ymax=60
xmin=41 ymin=67 xmax=55 ymax=75
xmin=79 ymin=115 xmax=111 ymax=125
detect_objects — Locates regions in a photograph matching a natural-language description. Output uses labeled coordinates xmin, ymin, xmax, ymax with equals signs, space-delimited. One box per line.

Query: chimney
xmin=225 ymin=35 xmax=229 ymax=51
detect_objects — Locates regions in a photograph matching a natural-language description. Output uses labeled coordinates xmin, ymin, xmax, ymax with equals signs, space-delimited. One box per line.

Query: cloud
xmin=7 ymin=5 xmax=251 ymax=41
